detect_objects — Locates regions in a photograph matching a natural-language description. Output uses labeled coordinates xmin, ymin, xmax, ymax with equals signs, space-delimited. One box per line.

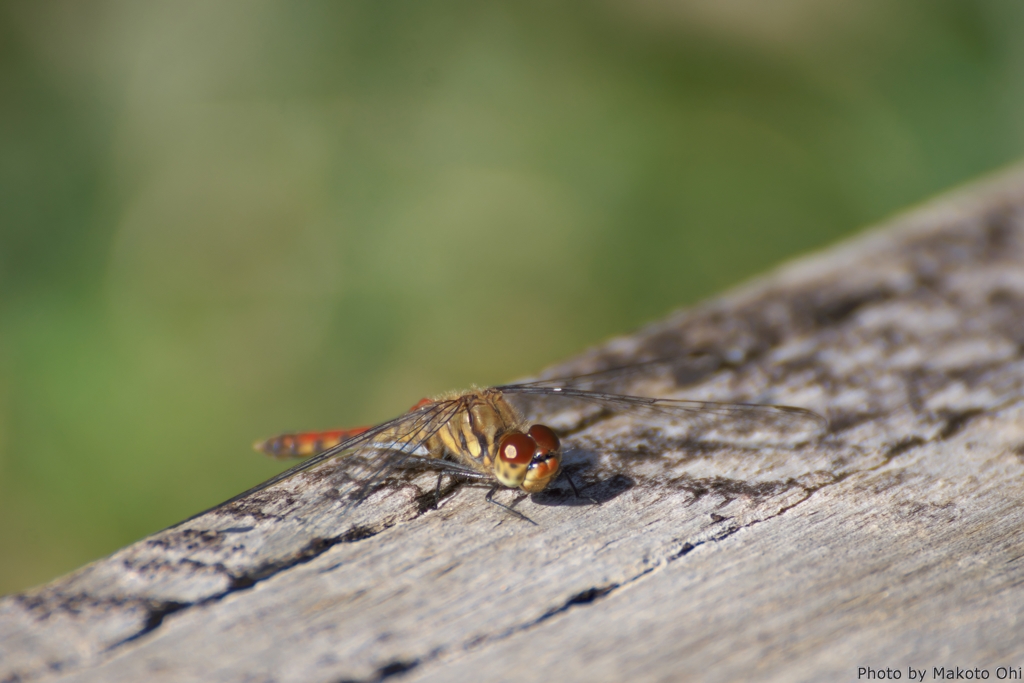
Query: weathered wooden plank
xmin=4 ymin=165 xmax=1024 ymax=682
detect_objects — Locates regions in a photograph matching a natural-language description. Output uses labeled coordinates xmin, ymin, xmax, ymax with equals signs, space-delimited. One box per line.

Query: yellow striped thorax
xmin=425 ymin=389 xmax=562 ymax=493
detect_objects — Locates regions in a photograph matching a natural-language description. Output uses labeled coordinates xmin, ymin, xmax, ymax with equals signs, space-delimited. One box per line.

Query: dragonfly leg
xmin=563 ymin=470 xmax=599 ymax=506
xmin=485 ymin=486 xmax=538 ymax=526
xmin=432 ymin=471 xmax=444 ymax=509
xmin=390 ymin=455 xmax=493 ymax=509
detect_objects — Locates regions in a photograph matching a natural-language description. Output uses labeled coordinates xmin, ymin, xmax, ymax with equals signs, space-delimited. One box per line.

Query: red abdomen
xmin=254 ymin=398 xmax=433 ymax=459
xmin=253 ymin=427 xmax=371 ymax=459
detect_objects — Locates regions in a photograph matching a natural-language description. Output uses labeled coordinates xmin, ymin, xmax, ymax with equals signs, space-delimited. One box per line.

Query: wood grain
xmin=5 ymin=165 xmax=1024 ymax=683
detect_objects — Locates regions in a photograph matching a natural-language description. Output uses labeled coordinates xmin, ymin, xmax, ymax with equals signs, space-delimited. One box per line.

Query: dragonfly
xmin=218 ymin=362 xmax=828 ymax=521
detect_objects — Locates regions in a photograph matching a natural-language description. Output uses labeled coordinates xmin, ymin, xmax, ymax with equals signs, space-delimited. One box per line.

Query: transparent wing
xmin=497 ymin=383 xmax=826 ymax=444
xmin=179 ymin=398 xmax=466 ymax=526
xmin=522 ymin=356 xmax=723 ymax=394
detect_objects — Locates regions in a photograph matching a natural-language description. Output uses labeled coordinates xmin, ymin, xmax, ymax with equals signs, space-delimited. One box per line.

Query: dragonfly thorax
xmin=429 ymin=390 xmax=562 ymax=492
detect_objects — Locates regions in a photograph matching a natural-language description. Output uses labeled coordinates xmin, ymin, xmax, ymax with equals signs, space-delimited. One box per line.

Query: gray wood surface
xmin=5 ymin=165 xmax=1024 ymax=683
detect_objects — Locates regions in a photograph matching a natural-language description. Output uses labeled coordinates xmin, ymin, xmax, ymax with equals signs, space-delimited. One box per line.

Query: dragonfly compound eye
xmin=528 ymin=424 xmax=559 ymax=455
xmin=495 ymin=432 xmax=536 ymax=488
xmin=522 ymin=425 xmax=562 ymax=493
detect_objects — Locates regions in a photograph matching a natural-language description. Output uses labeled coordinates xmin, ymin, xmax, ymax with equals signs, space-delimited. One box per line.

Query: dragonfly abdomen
xmin=254 ymin=427 xmax=371 ymax=459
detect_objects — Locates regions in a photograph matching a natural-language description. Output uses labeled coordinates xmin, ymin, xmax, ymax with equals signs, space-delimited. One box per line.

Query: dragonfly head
xmin=495 ymin=424 xmax=562 ymax=493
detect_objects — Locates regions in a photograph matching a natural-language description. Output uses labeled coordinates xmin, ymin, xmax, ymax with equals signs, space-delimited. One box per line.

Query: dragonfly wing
xmin=499 ymin=385 xmax=826 ymax=445
xmin=320 ymin=398 xmax=467 ymax=517
xmin=514 ymin=356 xmax=723 ymax=394
xmin=179 ymin=398 xmax=465 ymax=526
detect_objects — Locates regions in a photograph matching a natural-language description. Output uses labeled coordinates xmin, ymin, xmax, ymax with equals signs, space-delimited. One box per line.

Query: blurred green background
xmin=2 ymin=0 xmax=1023 ymax=595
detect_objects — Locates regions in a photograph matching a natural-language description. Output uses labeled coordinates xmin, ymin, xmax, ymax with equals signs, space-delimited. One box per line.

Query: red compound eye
xmin=498 ymin=432 xmax=536 ymax=465
xmin=528 ymin=424 xmax=559 ymax=456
